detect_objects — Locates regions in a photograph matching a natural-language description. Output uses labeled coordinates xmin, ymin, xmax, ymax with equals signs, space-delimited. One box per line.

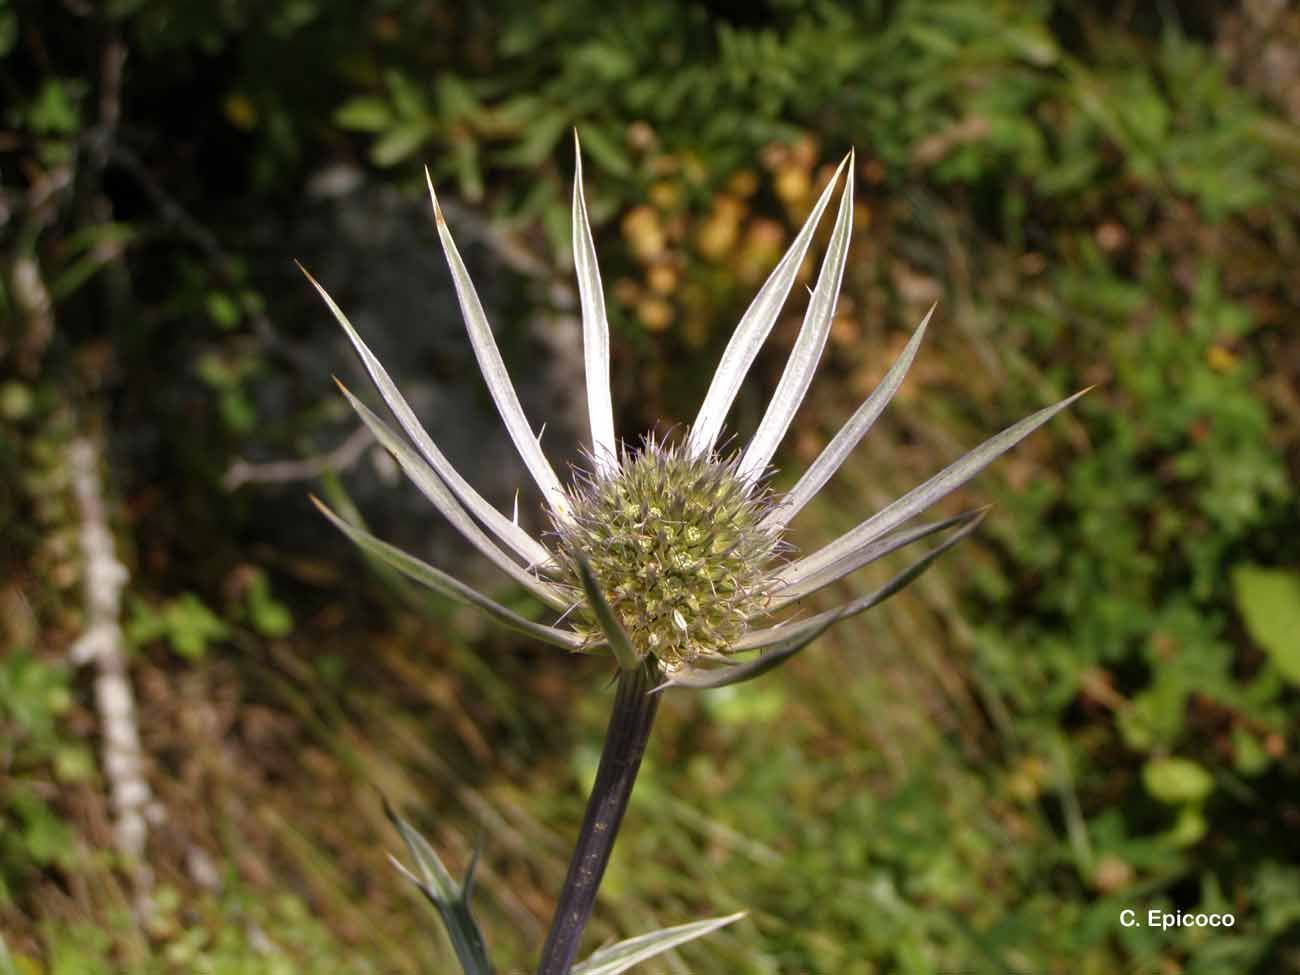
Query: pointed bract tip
xmin=1059 ymin=385 xmax=1095 ymax=409
xmin=423 ymin=166 xmax=445 ymax=225
xmin=386 ymin=852 xmax=420 ymax=888
xmin=910 ymin=302 xmax=938 ymax=339
xmin=295 ymin=259 xmax=321 ymax=289
xmin=462 ymin=835 xmax=483 ymax=899
xmin=573 ymin=129 xmax=585 ymax=182
xmin=831 ymin=151 xmax=851 ymax=186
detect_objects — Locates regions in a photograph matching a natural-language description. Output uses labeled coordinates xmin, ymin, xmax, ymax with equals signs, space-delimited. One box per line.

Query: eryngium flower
xmin=555 ymin=437 xmax=785 ymax=669
xmin=303 ymin=134 xmax=1084 ymax=688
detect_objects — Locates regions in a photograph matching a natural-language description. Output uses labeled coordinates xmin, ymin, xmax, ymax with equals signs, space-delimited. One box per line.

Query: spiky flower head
xmin=554 ymin=437 xmax=785 ymax=669
xmin=303 ymin=132 xmax=1085 ymax=689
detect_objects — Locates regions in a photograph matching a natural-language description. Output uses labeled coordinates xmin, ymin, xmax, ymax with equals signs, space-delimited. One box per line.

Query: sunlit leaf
xmin=1143 ymin=757 xmax=1214 ymax=805
xmin=570 ymin=913 xmax=745 ymax=975
xmin=1232 ymin=565 xmax=1300 ymax=685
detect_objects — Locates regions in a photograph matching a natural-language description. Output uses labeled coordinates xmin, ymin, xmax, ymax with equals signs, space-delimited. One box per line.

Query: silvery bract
xmin=302 ymin=133 xmax=1085 ymax=690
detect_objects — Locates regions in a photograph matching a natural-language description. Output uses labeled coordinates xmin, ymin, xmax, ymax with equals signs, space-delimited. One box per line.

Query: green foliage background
xmin=2 ymin=0 xmax=1298 ymax=972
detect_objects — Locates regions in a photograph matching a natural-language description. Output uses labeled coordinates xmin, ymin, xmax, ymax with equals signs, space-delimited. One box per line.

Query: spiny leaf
xmin=385 ymin=800 xmax=495 ymax=975
xmin=311 ymin=495 xmax=587 ymax=651
xmin=569 ymin=913 xmax=746 ymax=975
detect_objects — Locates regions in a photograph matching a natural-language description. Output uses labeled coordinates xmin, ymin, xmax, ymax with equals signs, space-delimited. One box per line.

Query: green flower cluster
xmin=555 ymin=439 xmax=781 ymax=669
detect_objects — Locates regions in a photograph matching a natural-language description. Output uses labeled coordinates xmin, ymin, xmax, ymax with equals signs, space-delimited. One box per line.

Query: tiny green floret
xmin=553 ymin=435 xmax=784 ymax=670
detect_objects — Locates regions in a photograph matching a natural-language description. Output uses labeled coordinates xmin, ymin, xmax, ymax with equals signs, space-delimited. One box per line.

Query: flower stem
xmin=536 ymin=661 xmax=661 ymax=975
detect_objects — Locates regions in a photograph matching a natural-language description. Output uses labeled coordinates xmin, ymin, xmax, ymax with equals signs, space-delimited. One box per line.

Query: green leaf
xmin=245 ymin=569 xmax=293 ymax=638
xmin=498 ymin=111 xmax=567 ymax=167
xmin=12 ymin=790 xmax=74 ymax=866
xmin=1166 ymin=804 xmax=1208 ymax=848
xmin=385 ymin=803 xmax=494 ymax=975
xmin=167 ymin=594 xmax=231 ymax=659
xmin=451 ymin=135 xmax=484 ymax=202
xmin=1142 ymin=757 xmax=1214 ymax=804
xmin=370 ymin=120 xmax=434 ymax=167
xmin=1232 ymin=727 xmax=1270 ymax=777
xmin=205 ymin=290 xmax=242 ymax=329
xmin=576 ymin=124 xmax=632 ymax=178
xmin=435 ymin=75 xmax=481 ymax=121
xmin=30 ymin=79 xmax=83 ymax=135
xmin=385 ymin=69 xmax=428 ymax=120
xmin=1232 ymin=565 xmax=1300 ymax=685
xmin=570 ymin=913 xmax=745 ymax=975
xmin=127 ymin=593 xmax=229 ymax=660
xmin=0 ymin=10 xmax=17 ymax=59
xmin=219 ymin=389 xmax=257 ymax=433
xmin=54 ymin=745 xmax=95 ymax=783
xmin=334 ymin=96 xmax=392 ymax=132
